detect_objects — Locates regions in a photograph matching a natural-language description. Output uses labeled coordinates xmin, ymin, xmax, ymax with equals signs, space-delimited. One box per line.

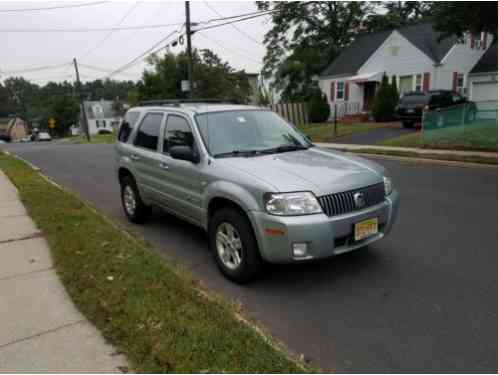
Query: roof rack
xmin=137 ymin=99 xmax=228 ymax=107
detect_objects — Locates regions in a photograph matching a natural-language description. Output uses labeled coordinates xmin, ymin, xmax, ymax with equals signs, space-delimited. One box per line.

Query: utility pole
xmin=185 ymin=1 xmax=194 ymax=98
xmin=73 ymin=58 xmax=90 ymax=142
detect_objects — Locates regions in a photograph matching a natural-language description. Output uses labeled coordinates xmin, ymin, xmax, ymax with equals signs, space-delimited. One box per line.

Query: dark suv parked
xmin=396 ymin=90 xmax=476 ymax=128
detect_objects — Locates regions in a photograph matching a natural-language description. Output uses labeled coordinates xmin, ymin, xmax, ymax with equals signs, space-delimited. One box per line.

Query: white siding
xmin=318 ymin=77 xmax=363 ymax=118
xmin=469 ymin=74 xmax=498 ymax=102
xmin=358 ymin=30 xmax=435 ymax=90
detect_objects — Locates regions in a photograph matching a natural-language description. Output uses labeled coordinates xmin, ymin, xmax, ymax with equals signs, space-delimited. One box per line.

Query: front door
xmin=363 ymin=82 xmax=377 ymax=111
xmin=157 ymin=113 xmax=203 ymax=225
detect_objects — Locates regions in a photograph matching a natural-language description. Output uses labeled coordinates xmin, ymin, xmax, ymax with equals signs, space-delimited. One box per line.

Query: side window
xmin=118 ymin=111 xmax=140 ymax=143
xmin=336 ymin=82 xmax=345 ymax=100
xmin=134 ymin=113 xmax=163 ymax=151
xmin=163 ymin=115 xmax=195 ymax=153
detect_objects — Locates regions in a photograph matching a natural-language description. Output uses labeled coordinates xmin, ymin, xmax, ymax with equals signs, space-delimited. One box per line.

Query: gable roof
xmin=471 ymin=43 xmax=498 ymax=74
xmin=320 ymin=23 xmax=456 ymax=78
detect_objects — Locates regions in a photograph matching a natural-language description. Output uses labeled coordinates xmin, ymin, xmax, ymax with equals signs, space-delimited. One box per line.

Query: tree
xmin=431 ymin=2 xmax=498 ymax=40
xmin=257 ymin=1 xmax=372 ymax=101
xmin=0 ymin=83 xmax=16 ymax=117
xmin=49 ymin=95 xmax=80 ymax=136
xmin=372 ymin=74 xmax=396 ymax=122
xmin=364 ymin=2 xmax=432 ymax=32
xmin=390 ymin=76 xmax=399 ymax=107
xmin=3 ymin=77 xmax=39 ymax=122
xmin=138 ymin=49 xmax=252 ymax=103
xmin=307 ymin=89 xmax=330 ymax=123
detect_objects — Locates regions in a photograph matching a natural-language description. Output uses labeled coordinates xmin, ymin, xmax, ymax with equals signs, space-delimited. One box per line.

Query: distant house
xmin=318 ymin=22 xmax=495 ymax=118
xmin=0 ymin=116 xmax=27 ymax=142
xmin=80 ymin=100 xmax=122 ymax=135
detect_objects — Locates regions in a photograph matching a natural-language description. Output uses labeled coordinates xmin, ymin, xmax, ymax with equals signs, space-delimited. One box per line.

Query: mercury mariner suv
xmin=115 ymin=101 xmax=399 ymax=283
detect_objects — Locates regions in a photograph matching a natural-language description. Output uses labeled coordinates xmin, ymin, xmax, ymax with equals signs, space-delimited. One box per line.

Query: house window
xmin=415 ymin=74 xmax=422 ymax=92
xmin=457 ymin=73 xmax=465 ymax=95
xmin=336 ymin=82 xmax=345 ymax=100
xmin=96 ymin=120 xmax=100 ymax=128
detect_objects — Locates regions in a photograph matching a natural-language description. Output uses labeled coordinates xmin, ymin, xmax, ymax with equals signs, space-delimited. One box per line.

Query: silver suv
xmin=116 ymin=101 xmax=399 ymax=283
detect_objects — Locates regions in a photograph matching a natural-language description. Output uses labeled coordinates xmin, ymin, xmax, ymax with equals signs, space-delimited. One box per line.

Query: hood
xmin=218 ymin=147 xmax=384 ymax=196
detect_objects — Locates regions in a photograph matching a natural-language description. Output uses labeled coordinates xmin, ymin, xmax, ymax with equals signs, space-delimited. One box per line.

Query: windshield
xmin=195 ymin=110 xmax=312 ymax=157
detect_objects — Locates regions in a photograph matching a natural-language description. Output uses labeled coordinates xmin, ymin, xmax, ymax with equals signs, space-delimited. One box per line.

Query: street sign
xmin=48 ymin=118 xmax=56 ymax=129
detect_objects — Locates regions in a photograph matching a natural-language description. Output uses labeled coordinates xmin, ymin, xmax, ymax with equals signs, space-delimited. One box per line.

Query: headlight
xmin=264 ymin=192 xmax=322 ymax=216
xmin=383 ymin=176 xmax=393 ymax=196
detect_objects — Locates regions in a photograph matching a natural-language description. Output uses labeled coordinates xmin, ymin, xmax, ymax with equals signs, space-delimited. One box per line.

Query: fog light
xmin=292 ymin=242 xmax=308 ymax=258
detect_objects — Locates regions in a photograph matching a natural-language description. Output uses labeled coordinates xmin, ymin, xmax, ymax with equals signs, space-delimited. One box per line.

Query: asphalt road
xmin=334 ymin=126 xmax=416 ymax=145
xmin=3 ymin=142 xmax=498 ymax=373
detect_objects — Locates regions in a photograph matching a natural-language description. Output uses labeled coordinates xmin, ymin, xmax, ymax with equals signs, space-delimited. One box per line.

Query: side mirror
xmin=169 ymin=145 xmax=200 ymax=163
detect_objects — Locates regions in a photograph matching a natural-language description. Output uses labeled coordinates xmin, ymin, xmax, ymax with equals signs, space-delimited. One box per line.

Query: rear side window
xmin=134 ymin=113 xmax=163 ymax=151
xmin=118 ymin=111 xmax=141 ymax=142
xmin=163 ymin=115 xmax=195 ymax=153
xmin=400 ymin=94 xmax=429 ymax=105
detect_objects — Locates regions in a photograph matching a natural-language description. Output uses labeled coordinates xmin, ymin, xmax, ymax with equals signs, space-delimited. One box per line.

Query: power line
xmin=203 ymin=2 xmax=261 ymax=45
xmin=0 ymin=22 xmax=185 ymax=33
xmin=0 ymin=1 xmax=109 ymax=13
xmin=79 ymin=2 xmax=141 ymax=60
xmin=78 ymin=63 xmax=136 ymax=77
xmin=1 ymin=62 xmax=72 ymax=74
xmin=194 ymin=10 xmax=276 ymax=33
xmin=196 ymin=33 xmax=261 ymax=64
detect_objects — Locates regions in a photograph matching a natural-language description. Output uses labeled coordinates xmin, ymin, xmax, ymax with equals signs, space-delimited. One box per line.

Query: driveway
xmin=2 ymin=142 xmax=498 ymax=372
xmin=334 ymin=126 xmax=416 ymax=145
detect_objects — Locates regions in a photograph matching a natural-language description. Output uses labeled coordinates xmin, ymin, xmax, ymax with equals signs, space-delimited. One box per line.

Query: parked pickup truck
xmin=396 ymin=90 xmax=477 ymax=128
xmin=115 ymin=101 xmax=399 ymax=283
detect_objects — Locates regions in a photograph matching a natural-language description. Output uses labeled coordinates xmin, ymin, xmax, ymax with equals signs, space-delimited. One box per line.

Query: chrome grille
xmin=318 ymin=183 xmax=385 ymax=217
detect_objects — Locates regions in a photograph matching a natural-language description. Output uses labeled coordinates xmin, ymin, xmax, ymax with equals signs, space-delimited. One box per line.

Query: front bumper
xmin=248 ymin=190 xmax=399 ymax=263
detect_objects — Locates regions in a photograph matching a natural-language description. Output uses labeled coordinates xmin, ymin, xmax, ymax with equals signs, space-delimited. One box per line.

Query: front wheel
xmin=120 ymin=176 xmax=151 ymax=224
xmin=209 ymin=208 xmax=263 ymax=283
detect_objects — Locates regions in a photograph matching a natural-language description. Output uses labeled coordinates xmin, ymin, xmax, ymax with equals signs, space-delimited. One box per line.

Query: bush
xmin=308 ymin=91 xmax=330 ymax=123
xmin=372 ymin=74 xmax=396 ymax=122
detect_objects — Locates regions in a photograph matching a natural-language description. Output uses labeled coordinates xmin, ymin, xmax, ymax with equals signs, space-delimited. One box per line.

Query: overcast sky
xmin=0 ymin=1 xmax=270 ymax=85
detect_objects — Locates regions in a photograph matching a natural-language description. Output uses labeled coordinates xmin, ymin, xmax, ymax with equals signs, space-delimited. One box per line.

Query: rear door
xmin=156 ymin=113 xmax=203 ymax=225
xmin=130 ymin=111 xmax=166 ymax=202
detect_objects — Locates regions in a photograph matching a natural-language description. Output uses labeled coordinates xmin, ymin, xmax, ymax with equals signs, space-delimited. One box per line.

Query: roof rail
xmin=137 ymin=99 xmax=228 ymax=107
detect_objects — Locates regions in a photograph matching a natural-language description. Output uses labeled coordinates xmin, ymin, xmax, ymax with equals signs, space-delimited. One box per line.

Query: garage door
xmin=472 ymin=81 xmax=498 ymax=102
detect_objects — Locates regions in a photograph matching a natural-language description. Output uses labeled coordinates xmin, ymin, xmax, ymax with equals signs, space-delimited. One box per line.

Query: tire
xmin=209 ymin=208 xmax=263 ymax=283
xmin=402 ymin=121 xmax=414 ymax=129
xmin=120 ymin=175 xmax=151 ymax=224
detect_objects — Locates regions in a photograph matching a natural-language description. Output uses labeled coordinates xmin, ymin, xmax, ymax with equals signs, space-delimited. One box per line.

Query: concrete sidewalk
xmin=316 ymin=142 xmax=498 ymax=163
xmin=0 ymin=170 xmax=127 ymax=373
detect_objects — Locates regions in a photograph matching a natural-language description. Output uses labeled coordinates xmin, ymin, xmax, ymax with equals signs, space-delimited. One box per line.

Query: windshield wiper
xmin=260 ymin=144 xmax=310 ymax=155
xmin=213 ymin=149 xmax=260 ymax=158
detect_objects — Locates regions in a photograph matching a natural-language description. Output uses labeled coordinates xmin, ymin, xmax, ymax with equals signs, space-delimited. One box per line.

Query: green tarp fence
xmin=422 ymin=101 xmax=498 ymax=151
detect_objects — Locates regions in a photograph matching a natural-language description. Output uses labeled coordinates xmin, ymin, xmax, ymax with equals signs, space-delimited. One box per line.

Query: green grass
xmin=298 ymin=122 xmax=392 ymax=143
xmin=0 ymin=153 xmax=309 ymax=373
xmin=66 ymin=132 xmax=117 ymax=144
xmin=381 ymin=126 xmax=498 ymax=152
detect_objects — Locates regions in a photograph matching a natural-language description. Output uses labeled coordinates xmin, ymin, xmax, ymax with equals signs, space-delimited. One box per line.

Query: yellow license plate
xmin=354 ymin=218 xmax=378 ymax=241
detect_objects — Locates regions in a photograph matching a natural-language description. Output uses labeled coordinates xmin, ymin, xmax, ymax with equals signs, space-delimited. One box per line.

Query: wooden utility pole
xmin=73 ymin=58 xmax=90 ymax=142
xmin=185 ymin=1 xmax=194 ymax=98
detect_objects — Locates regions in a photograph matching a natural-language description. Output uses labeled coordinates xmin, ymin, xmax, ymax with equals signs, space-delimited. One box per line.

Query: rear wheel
xmin=120 ymin=176 xmax=151 ymax=224
xmin=209 ymin=208 xmax=263 ymax=283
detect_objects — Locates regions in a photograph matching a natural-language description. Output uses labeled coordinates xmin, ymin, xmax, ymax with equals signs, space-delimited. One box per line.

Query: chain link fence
xmin=422 ymin=101 xmax=498 ymax=151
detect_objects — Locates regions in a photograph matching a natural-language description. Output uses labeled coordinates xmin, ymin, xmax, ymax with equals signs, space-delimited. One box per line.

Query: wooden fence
xmin=270 ymin=102 xmax=309 ymax=125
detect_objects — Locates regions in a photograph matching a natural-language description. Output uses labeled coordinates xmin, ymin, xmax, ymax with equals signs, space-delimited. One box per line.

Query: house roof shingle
xmin=320 ymin=23 xmax=456 ymax=78
xmin=471 ymin=43 xmax=498 ymax=74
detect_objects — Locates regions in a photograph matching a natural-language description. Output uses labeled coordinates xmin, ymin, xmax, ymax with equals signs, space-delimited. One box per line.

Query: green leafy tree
xmin=372 ymin=74 xmax=396 ymax=122
xmin=390 ymin=76 xmax=399 ymax=106
xmin=257 ymin=1 xmax=372 ymax=101
xmin=307 ymin=89 xmax=330 ymax=123
xmin=49 ymin=95 xmax=80 ymax=136
xmin=138 ymin=49 xmax=252 ymax=103
xmin=364 ymin=2 xmax=433 ymax=32
xmin=431 ymin=2 xmax=498 ymax=40
xmin=0 ymin=83 xmax=16 ymax=117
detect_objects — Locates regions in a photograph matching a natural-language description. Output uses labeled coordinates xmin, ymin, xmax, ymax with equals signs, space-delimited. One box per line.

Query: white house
xmin=318 ymin=23 xmax=495 ymax=118
xmin=468 ymin=43 xmax=498 ymax=103
xmin=80 ymin=100 xmax=122 ymax=135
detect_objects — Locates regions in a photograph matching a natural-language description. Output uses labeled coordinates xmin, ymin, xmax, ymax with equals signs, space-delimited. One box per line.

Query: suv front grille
xmin=318 ymin=183 xmax=385 ymax=217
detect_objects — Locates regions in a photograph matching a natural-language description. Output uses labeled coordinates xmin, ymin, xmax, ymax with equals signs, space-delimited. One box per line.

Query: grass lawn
xmin=382 ymin=126 xmax=498 ymax=152
xmin=0 ymin=153 xmax=309 ymax=373
xmin=66 ymin=132 xmax=117 ymax=144
xmin=298 ymin=122 xmax=393 ymax=143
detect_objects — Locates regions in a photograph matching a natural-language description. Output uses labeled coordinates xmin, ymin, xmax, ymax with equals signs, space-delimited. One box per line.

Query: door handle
xmin=130 ymin=154 xmax=140 ymax=161
xmin=159 ymin=162 xmax=169 ymax=170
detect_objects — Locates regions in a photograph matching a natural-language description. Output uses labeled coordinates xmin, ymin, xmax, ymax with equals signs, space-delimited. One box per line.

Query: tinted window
xmin=134 ymin=113 xmax=163 ymax=151
xmin=163 ymin=115 xmax=194 ymax=153
xmin=124 ymin=111 xmax=140 ymax=126
xmin=400 ymin=93 xmax=430 ymax=105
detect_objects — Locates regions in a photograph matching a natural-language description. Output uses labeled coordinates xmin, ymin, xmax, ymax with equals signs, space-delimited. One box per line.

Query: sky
xmin=0 ymin=0 xmax=271 ymax=85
